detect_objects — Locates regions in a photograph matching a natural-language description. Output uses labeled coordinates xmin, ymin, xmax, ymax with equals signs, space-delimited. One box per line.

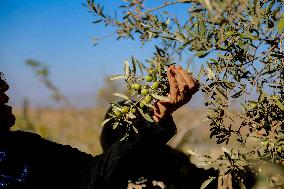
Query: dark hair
xmin=100 ymin=101 xmax=153 ymax=151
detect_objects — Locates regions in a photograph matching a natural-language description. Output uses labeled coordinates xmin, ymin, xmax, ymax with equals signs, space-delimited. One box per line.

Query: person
xmin=0 ymin=66 xmax=218 ymax=189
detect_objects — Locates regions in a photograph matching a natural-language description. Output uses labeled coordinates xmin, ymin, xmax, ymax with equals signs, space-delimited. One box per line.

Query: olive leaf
xmin=274 ymin=99 xmax=284 ymax=111
xmin=109 ymin=75 xmax=127 ymax=80
xmin=113 ymin=93 xmax=130 ymax=101
xmin=278 ymin=13 xmax=284 ymax=32
xmin=151 ymin=94 xmax=170 ymax=102
xmin=200 ymin=177 xmax=216 ymax=189
xmin=88 ymin=1 xmax=284 ymax=183
xmin=132 ymin=126 xmax=139 ymax=133
xmin=112 ymin=122 xmax=119 ymax=129
xmin=101 ymin=118 xmax=112 ymax=127
xmin=124 ymin=60 xmax=130 ymax=77
xmin=207 ymin=67 xmax=215 ymax=80
xmin=137 ymin=107 xmax=154 ymax=122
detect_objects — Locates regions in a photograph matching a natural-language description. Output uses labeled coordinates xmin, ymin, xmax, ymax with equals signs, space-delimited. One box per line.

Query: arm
xmin=1 ymin=131 xmax=94 ymax=189
xmin=86 ymin=66 xmax=200 ymax=188
xmin=153 ymin=65 xmax=199 ymax=122
xmin=85 ymin=115 xmax=176 ymax=188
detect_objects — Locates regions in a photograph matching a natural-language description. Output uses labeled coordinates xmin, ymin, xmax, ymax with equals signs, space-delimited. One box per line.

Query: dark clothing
xmin=0 ymin=131 xmax=93 ymax=189
xmin=0 ymin=116 xmax=217 ymax=189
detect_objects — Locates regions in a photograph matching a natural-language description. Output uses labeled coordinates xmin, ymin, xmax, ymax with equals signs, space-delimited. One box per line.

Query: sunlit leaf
xmin=112 ymin=122 xmax=119 ymax=129
xmin=128 ymin=112 xmax=136 ymax=119
xmin=109 ymin=75 xmax=127 ymax=80
xmin=132 ymin=126 xmax=138 ymax=133
xmin=195 ymin=51 xmax=210 ymax=58
xmin=275 ymin=99 xmax=284 ymax=111
xmin=239 ymin=32 xmax=259 ymax=40
xmin=137 ymin=107 xmax=154 ymax=122
xmin=101 ymin=118 xmax=112 ymax=127
xmin=207 ymin=67 xmax=215 ymax=80
xmin=124 ymin=60 xmax=130 ymax=77
xmin=200 ymin=177 xmax=216 ymax=189
xmin=113 ymin=93 xmax=130 ymax=100
xmin=151 ymin=94 xmax=170 ymax=102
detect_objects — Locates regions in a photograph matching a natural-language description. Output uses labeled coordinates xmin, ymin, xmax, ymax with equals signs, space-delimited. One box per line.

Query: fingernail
xmin=177 ymin=66 xmax=182 ymax=70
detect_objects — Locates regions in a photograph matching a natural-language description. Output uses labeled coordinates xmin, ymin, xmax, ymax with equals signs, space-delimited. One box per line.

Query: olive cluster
xmin=131 ymin=69 xmax=161 ymax=109
xmin=113 ymin=104 xmax=136 ymax=118
xmin=105 ymin=66 xmax=170 ymax=130
xmin=112 ymin=70 xmax=161 ymax=118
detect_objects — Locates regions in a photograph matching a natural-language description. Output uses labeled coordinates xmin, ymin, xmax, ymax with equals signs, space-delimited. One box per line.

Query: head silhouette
xmin=100 ymin=100 xmax=153 ymax=152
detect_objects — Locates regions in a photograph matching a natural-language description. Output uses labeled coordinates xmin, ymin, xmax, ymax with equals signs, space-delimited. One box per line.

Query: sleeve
xmin=178 ymin=159 xmax=219 ymax=189
xmin=148 ymin=115 xmax=176 ymax=144
xmin=3 ymin=131 xmax=94 ymax=189
xmin=84 ymin=115 xmax=177 ymax=188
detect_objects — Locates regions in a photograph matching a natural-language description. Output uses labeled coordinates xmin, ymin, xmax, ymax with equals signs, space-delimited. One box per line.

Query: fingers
xmin=153 ymin=100 xmax=173 ymax=122
xmin=173 ymin=68 xmax=189 ymax=98
xmin=0 ymin=74 xmax=9 ymax=105
xmin=153 ymin=101 xmax=165 ymax=122
xmin=155 ymin=65 xmax=199 ymax=121
xmin=167 ymin=66 xmax=178 ymax=100
xmin=0 ymin=78 xmax=9 ymax=93
xmin=0 ymin=93 xmax=9 ymax=104
xmin=176 ymin=66 xmax=199 ymax=93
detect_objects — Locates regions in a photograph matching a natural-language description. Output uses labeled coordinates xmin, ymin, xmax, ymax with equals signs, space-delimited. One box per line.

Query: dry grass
xmin=12 ymin=106 xmax=284 ymax=188
xmin=12 ymin=106 xmax=217 ymax=156
xmin=12 ymin=107 xmax=106 ymax=155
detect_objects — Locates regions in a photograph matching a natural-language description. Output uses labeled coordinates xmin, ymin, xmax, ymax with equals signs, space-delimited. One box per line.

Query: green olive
xmin=261 ymin=140 xmax=269 ymax=147
xmin=144 ymin=95 xmax=153 ymax=104
xmin=152 ymin=81 xmax=159 ymax=90
xmin=145 ymin=75 xmax=153 ymax=82
xmin=130 ymin=108 xmax=137 ymax=113
xmin=134 ymin=83 xmax=141 ymax=90
xmin=114 ymin=110 xmax=122 ymax=117
xmin=148 ymin=69 xmax=155 ymax=75
xmin=131 ymin=84 xmax=136 ymax=89
xmin=250 ymin=103 xmax=257 ymax=109
xmin=139 ymin=102 xmax=145 ymax=108
xmin=141 ymin=88 xmax=149 ymax=95
xmin=121 ymin=106 xmax=129 ymax=113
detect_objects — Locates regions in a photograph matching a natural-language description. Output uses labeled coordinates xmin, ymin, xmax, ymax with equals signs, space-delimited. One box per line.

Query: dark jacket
xmin=0 ymin=116 xmax=217 ymax=189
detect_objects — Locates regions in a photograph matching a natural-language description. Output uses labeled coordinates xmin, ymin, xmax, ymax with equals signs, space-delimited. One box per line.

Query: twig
xmin=145 ymin=1 xmax=191 ymax=14
xmin=279 ymin=33 xmax=284 ymax=67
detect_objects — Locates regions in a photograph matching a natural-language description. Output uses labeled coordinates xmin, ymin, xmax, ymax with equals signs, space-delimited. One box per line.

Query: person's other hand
xmin=0 ymin=73 xmax=9 ymax=93
xmin=153 ymin=65 xmax=199 ymax=122
xmin=0 ymin=73 xmax=15 ymax=130
xmin=0 ymin=93 xmax=9 ymax=105
xmin=0 ymin=73 xmax=10 ymax=105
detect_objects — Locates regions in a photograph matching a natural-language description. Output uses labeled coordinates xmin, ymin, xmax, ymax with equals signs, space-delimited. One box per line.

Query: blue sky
xmin=0 ymin=0 xmax=199 ymax=108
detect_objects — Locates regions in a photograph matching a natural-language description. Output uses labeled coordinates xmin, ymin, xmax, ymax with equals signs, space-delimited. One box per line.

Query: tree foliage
xmin=87 ymin=0 xmax=284 ymax=187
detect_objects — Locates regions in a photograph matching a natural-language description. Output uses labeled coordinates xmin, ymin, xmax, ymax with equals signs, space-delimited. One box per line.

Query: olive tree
xmin=86 ymin=0 xmax=284 ymax=187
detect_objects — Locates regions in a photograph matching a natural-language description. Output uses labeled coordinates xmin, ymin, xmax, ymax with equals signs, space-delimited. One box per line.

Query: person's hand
xmin=0 ymin=74 xmax=9 ymax=94
xmin=0 ymin=73 xmax=15 ymax=131
xmin=0 ymin=93 xmax=9 ymax=105
xmin=0 ymin=73 xmax=10 ymax=105
xmin=153 ymin=65 xmax=199 ymax=122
